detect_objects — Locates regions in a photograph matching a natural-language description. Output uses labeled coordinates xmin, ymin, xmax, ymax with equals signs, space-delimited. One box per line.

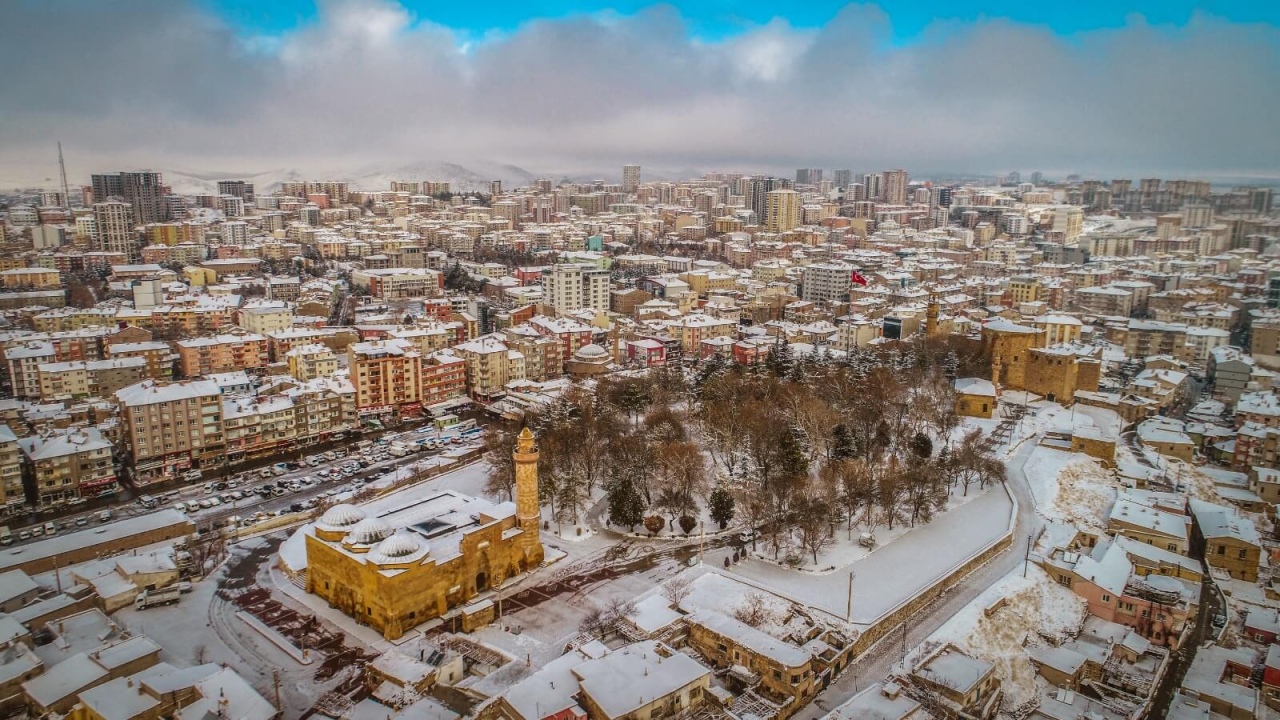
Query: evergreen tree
xmin=606 ymin=476 xmax=646 ymax=530
xmin=909 ymin=432 xmax=934 ymax=460
xmin=765 ymin=337 xmax=795 ymax=377
xmin=709 ymin=486 xmax=736 ymax=529
xmin=778 ymin=426 xmax=810 ymax=479
xmin=830 ymin=423 xmax=856 ymax=461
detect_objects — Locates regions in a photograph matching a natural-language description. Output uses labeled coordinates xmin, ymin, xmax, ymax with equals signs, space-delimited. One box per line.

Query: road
xmin=1146 ymin=574 xmax=1222 ymax=717
xmin=798 ymin=435 xmax=1044 ymax=719
xmin=3 ymin=426 xmax=484 ymax=546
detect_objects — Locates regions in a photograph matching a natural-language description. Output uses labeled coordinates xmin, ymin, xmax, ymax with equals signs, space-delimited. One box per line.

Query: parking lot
xmin=1 ymin=422 xmax=485 ymax=547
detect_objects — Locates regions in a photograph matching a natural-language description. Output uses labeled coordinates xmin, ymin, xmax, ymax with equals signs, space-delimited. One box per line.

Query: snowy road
xmin=728 ymin=477 xmax=1014 ymax=623
xmin=795 ymin=436 xmax=1045 ymax=719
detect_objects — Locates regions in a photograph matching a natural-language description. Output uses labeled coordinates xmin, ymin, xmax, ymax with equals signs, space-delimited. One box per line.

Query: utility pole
xmin=272 ymin=669 xmax=281 ymax=710
xmin=1024 ymin=533 xmax=1033 ymax=577
xmin=846 ymin=571 xmax=855 ymax=622
xmin=901 ymin=622 xmax=908 ymax=660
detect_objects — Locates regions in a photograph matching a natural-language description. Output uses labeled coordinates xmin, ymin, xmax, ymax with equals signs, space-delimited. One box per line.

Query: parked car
xmin=75 ymin=517 xmax=88 ymax=526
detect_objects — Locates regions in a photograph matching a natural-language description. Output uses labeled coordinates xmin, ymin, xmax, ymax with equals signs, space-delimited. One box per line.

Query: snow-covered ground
xmin=903 ymin=565 xmax=1087 ymax=716
xmin=1024 ymin=448 xmax=1117 ymax=535
xmin=749 ymin=482 xmax=996 ymax=573
xmin=728 ymin=481 xmax=1014 ymax=624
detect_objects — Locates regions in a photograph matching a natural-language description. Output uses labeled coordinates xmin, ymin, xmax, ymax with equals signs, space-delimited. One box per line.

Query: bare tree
xmin=660 ymin=576 xmax=692 ymax=607
xmin=732 ymin=593 xmax=777 ymax=627
xmin=794 ymin=495 xmax=836 ymax=564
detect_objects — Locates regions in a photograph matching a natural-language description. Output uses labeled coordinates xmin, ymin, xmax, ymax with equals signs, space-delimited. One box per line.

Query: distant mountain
xmin=158 ymin=161 xmax=543 ymax=195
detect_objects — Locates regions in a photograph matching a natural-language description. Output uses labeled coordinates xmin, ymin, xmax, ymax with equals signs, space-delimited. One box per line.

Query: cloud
xmin=1 ymin=0 xmax=1277 ymax=182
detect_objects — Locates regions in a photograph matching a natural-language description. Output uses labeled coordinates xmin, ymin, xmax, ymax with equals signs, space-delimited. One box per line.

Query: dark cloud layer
xmin=2 ymin=0 xmax=1277 ymax=181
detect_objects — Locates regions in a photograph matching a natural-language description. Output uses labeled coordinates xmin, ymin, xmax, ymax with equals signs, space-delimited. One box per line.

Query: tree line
xmin=486 ymin=334 xmax=1004 ymax=564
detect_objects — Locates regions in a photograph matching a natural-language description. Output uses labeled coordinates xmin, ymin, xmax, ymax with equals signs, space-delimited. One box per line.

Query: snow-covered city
xmin=2 ymin=0 xmax=1279 ymax=717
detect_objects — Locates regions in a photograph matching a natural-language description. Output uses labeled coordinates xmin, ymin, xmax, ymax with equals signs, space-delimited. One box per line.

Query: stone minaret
xmin=512 ymin=427 xmax=544 ymax=566
xmin=925 ymin=301 xmax=940 ymax=337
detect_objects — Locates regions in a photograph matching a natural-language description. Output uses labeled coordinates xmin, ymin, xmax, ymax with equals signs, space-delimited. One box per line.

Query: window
xmin=774 ymin=671 xmax=782 ymax=681
xmin=1239 ymin=549 xmax=1248 ymax=559
xmin=1218 ymin=546 xmax=1226 ymax=555
xmin=1101 ymin=594 xmax=1111 ymax=602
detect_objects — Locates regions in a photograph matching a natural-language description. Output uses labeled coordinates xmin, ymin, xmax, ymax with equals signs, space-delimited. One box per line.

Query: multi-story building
xmin=236 ymin=303 xmax=294 ymax=335
xmin=350 ymin=268 xmax=442 ymax=300
xmin=216 ymin=180 xmax=255 ymax=204
xmin=36 ymin=357 xmax=148 ymax=402
xmin=455 ymin=335 xmax=521 ymax=400
xmin=176 ymin=333 xmax=269 ymax=377
xmin=0 ymin=426 xmax=23 ymax=515
xmin=801 ymin=263 xmax=853 ymax=304
xmin=419 ymin=351 xmax=468 ymax=408
xmin=92 ymin=200 xmax=136 ymax=259
xmin=106 ymin=341 xmax=174 ymax=380
xmin=543 ymin=263 xmax=611 ymax=316
xmin=285 ymin=344 xmax=338 ymax=382
xmin=881 ymin=169 xmax=909 ymax=205
xmin=116 ymin=379 xmax=225 ymax=484
xmin=18 ymin=427 xmax=117 ymax=507
xmin=765 ymin=189 xmax=801 ymax=232
xmin=92 ymin=171 xmax=164 ymax=225
xmin=622 ymin=164 xmax=641 ymax=194
xmin=348 ymin=340 xmax=423 ymax=419
xmin=4 ymin=341 xmax=56 ymax=399
xmin=0 ymin=268 xmax=61 ymax=290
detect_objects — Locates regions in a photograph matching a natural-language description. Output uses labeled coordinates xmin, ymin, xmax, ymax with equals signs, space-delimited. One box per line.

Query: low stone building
xmin=301 ymin=429 xmax=544 ymax=640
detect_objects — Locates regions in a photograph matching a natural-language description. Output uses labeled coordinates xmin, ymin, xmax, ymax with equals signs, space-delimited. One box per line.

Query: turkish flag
xmin=850 ymin=270 xmax=869 ymax=286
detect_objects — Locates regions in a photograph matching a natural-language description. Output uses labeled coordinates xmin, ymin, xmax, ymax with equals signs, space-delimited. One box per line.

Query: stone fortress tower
xmin=513 ymin=427 xmax=544 ymax=566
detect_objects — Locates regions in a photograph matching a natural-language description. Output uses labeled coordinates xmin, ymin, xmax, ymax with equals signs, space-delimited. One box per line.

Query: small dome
xmin=347 ymin=516 xmax=391 ymax=545
xmin=319 ymin=504 xmax=365 ymax=528
xmin=575 ymin=343 xmax=608 ymax=359
xmin=372 ymin=531 xmax=425 ymax=561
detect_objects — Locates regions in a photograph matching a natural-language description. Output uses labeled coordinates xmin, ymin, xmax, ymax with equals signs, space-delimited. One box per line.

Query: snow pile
xmin=1024 ymin=448 xmax=1116 ymax=532
xmin=907 ymin=566 xmax=1086 ymax=715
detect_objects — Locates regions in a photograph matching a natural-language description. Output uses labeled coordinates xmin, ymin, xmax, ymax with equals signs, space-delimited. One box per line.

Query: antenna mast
xmin=57 ymin=142 xmax=71 ymax=211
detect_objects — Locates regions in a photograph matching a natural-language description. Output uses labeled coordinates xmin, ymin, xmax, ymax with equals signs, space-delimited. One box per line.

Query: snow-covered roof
xmin=685 ymin=610 xmax=810 ymax=668
xmin=954 ymin=378 xmax=996 ymax=397
xmin=916 ymin=646 xmax=992 ymax=694
xmin=1188 ymin=498 xmax=1261 ymax=546
xmin=115 ymin=380 xmax=221 ymax=407
xmin=0 ymin=509 xmax=192 ymax=574
xmin=573 ymin=641 xmax=708 ymax=718
xmin=178 ymin=667 xmax=277 ymax=720
xmin=0 ymin=570 xmax=38 ymax=606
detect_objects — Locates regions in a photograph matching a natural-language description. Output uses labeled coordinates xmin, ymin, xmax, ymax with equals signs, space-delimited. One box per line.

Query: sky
xmin=2 ymin=0 xmax=1278 ymax=185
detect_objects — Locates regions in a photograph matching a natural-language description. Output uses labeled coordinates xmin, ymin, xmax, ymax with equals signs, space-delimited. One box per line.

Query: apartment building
xmin=176 ymin=333 xmax=269 ymax=377
xmin=0 ymin=268 xmax=61 ymax=290
xmin=544 ymin=263 xmax=611 ymax=316
xmin=765 ymin=189 xmax=802 ymax=232
xmin=285 ymin=344 xmax=338 ymax=382
xmin=106 ymin=341 xmax=174 ymax=380
xmin=236 ymin=303 xmax=294 ymax=335
xmin=350 ymin=268 xmax=442 ymax=300
xmin=455 ymin=335 xmax=523 ymax=400
xmin=17 ymin=427 xmax=117 ymax=507
xmin=0 ymin=426 xmax=22 ymax=515
xmin=116 ymin=380 xmax=225 ymax=484
xmin=801 ymin=263 xmax=853 ymax=304
xmin=348 ymin=340 xmax=423 ymax=418
xmin=36 ymin=357 xmax=148 ymax=402
xmin=419 ymin=352 xmax=468 ymax=408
